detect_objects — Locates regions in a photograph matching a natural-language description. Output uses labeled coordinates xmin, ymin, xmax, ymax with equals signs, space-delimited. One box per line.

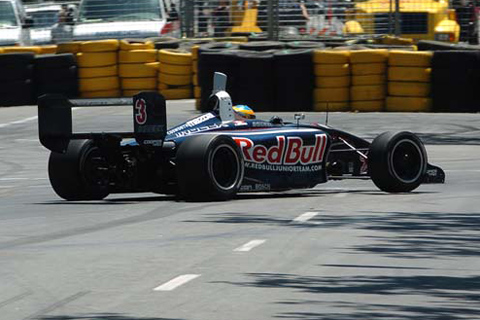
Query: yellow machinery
xmin=230 ymin=1 xmax=262 ymax=33
xmin=344 ymin=0 xmax=460 ymax=42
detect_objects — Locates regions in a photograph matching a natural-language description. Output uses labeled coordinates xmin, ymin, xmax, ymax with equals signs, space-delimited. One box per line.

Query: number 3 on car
xmin=135 ymin=98 xmax=147 ymax=125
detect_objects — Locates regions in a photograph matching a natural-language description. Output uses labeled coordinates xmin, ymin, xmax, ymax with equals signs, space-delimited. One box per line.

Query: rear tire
xmin=48 ymin=140 xmax=110 ymax=200
xmin=176 ymin=135 xmax=244 ymax=201
xmin=369 ymin=131 xmax=427 ymax=192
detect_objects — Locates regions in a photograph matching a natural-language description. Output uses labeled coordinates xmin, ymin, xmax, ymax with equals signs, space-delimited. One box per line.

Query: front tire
xmin=48 ymin=139 xmax=110 ymax=200
xmin=176 ymin=135 xmax=244 ymax=201
xmin=369 ymin=131 xmax=427 ymax=193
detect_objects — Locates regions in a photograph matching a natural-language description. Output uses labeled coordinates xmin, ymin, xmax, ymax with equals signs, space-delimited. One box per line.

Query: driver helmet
xmin=233 ymin=105 xmax=256 ymax=120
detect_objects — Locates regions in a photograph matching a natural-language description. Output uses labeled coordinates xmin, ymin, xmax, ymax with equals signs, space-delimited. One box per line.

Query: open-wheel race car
xmin=38 ymin=73 xmax=445 ymax=201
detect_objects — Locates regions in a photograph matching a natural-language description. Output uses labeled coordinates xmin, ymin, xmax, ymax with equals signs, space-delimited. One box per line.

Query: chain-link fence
xmin=4 ymin=0 xmax=478 ymax=45
xmin=179 ymin=0 xmax=479 ymax=43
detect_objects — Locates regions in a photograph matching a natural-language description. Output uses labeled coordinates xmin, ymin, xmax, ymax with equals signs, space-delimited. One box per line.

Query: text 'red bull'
xmin=233 ymin=134 xmax=327 ymax=165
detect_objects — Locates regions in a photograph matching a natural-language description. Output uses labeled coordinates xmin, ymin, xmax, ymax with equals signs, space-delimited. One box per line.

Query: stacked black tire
xmin=198 ymin=43 xmax=314 ymax=112
xmin=0 ymin=53 xmax=35 ymax=106
xmin=417 ymin=40 xmax=480 ymax=51
xmin=432 ymin=51 xmax=480 ymax=112
xmin=235 ymin=51 xmax=275 ymax=112
xmin=34 ymin=54 xmax=78 ymax=99
xmin=198 ymin=43 xmax=240 ymax=111
xmin=274 ymin=49 xmax=314 ymax=111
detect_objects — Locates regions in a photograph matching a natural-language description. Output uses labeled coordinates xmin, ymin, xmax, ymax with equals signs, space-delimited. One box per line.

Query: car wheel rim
xmin=209 ymin=144 xmax=241 ymax=191
xmin=389 ymin=139 xmax=424 ymax=184
xmin=82 ymin=147 xmax=109 ymax=188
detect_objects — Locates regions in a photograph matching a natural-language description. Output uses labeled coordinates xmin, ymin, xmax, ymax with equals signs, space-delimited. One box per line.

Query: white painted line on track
xmin=234 ymin=239 xmax=266 ymax=252
xmin=167 ymin=99 xmax=195 ymax=104
xmin=15 ymin=139 xmax=39 ymax=142
xmin=333 ymin=193 xmax=348 ymax=198
xmin=0 ymin=178 xmax=47 ymax=181
xmin=153 ymin=274 xmax=200 ymax=291
xmin=445 ymin=170 xmax=480 ymax=173
xmin=0 ymin=107 xmax=79 ymax=129
xmin=292 ymin=212 xmax=319 ymax=223
xmin=0 ymin=116 xmax=37 ymax=128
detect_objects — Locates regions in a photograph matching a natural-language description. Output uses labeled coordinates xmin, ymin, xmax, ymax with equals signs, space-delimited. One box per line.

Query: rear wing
xmin=38 ymin=92 xmax=167 ymax=153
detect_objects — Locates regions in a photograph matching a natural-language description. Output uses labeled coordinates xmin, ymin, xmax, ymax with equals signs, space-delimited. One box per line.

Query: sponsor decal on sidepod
xmin=233 ymin=134 xmax=327 ymax=172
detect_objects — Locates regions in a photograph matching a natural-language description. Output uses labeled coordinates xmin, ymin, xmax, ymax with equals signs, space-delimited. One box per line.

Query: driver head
xmin=233 ymin=105 xmax=256 ymax=120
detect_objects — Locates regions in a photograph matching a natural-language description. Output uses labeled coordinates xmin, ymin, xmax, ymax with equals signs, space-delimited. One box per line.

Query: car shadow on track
xmin=233 ymin=189 xmax=438 ymax=203
xmin=34 ymin=195 xmax=177 ymax=205
xmin=38 ymin=314 xmax=184 ymax=320
xmin=33 ymin=189 xmax=439 ymax=205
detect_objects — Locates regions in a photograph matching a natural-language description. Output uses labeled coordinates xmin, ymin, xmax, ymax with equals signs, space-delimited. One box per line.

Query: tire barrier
xmin=118 ymin=49 xmax=157 ymax=64
xmin=313 ymin=50 xmax=351 ymax=112
xmin=238 ymin=41 xmax=285 ymax=51
xmin=2 ymin=38 xmax=480 ymax=112
xmin=417 ymin=40 xmax=479 ymax=51
xmin=199 ymin=46 xmax=290 ymax=112
xmin=285 ymin=41 xmax=325 ymax=49
xmin=160 ymin=88 xmax=193 ymax=100
xmin=81 ymin=39 xmax=120 ymax=53
xmin=192 ymin=46 xmax=201 ymax=110
xmin=77 ymin=52 xmax=117 ymax=68
xmin=154 ymin=40 xmax=182 ymax=50
xmin=34 ymin=54 xmax=78 ymax=99
xmin=431 ymin=50 xmax=480 ymax=112
xmin=39 ymin=46 xmax=58 ymax=54
xmin=78 ymin=65 xmax=118 ymax=78
xmin=158 ymin=49 xmax=192 ymax=65
xmin=198 ymin=49 xmax=239 ymax=111
xmin=119 ymin=40 xmax=157 ymax=97
xmin=235 ymin=51 xmax=275 ymax=112
xmin=79 ymin=77 xmax=120 ymax=92
xmin=156 ymin=49 xmax=193 ymax=100
xmin=386 ymin=97 xmax=432 ymax=112
xmin=146 ymin=37 xmax=181 ymax=50
xmin=119 ymin=39 xmax=154 ymax=51
xmin=386 ymin=51 xmax=432 ymax=112
xmin=56 ymin=42 xmax=82 ymax=54
xmin=198 ymin=42 xmax=240 ymax=54
xmin=274 ymin=49 xmax=314 ymax=112
xmin=3 ymin=46 xmax=43 ymax=54
xmin=0 ymin=53 xmax=35 ymax=106
xmin=0 ymin=45 xmax=58 ymax=55
xmin=77 ymin=40 xmax=120 ymax=98
xmin=350 ymin=50 xmax=388 ymax=112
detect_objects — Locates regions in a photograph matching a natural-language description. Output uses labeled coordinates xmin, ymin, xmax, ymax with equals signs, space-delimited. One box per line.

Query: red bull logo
xmin=233 ymin=134 xmax=328 ymax=165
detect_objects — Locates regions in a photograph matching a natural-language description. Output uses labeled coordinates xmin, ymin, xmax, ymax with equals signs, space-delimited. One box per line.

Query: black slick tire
xmin=369 ymin=131 xmax=427 ymax=193
xmin=176 ymin=135 xmax=244 ymax=201
xmin=48 ymin=139 xmax=110 ymax=201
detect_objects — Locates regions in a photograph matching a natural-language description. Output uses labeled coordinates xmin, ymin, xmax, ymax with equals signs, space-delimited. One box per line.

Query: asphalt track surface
xmin=1 ymin=101 xmax=479 ymax=320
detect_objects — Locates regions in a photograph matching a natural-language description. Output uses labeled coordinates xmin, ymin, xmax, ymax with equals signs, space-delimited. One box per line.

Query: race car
xmin=38 ymin=73 xmax=445 ymax=201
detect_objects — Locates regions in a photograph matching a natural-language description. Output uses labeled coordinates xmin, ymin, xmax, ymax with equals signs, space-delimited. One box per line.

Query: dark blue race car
xmin=38 ymin=73 xmax=445 ymax=201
